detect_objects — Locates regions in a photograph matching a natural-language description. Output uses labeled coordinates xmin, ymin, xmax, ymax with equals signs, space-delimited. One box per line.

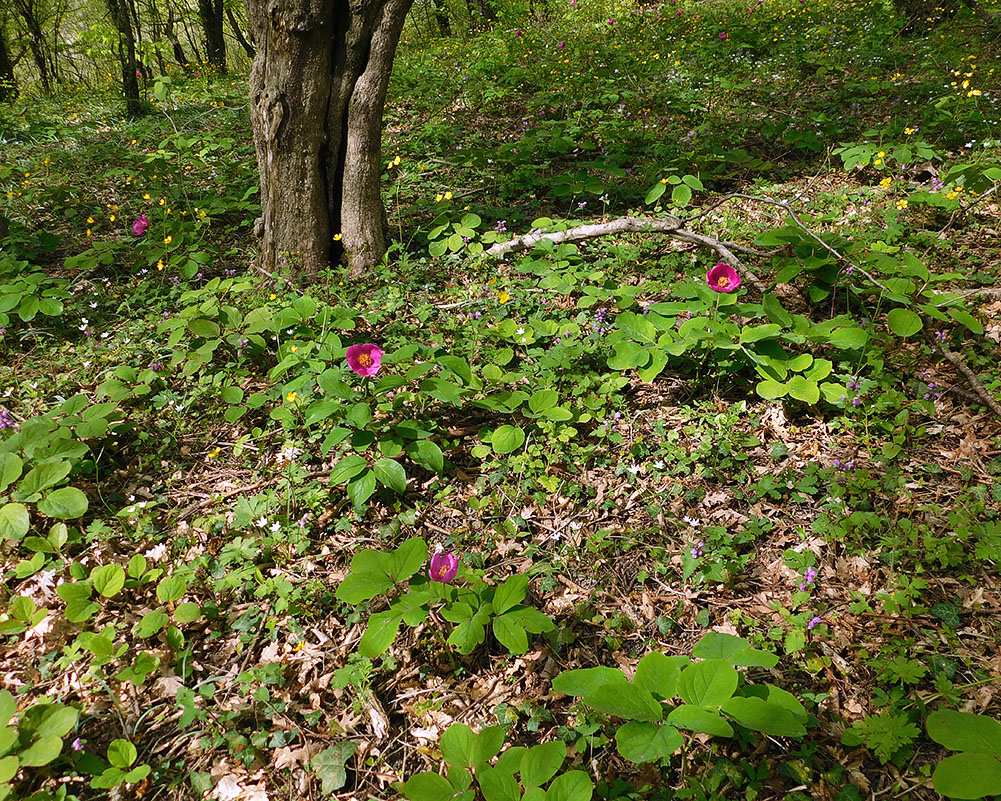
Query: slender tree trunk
xmin=226 ymin=7 xmax=255 ymax=57
xmin=13 ymin=0 xmax=52 ymax=94
xmin=0 ymin=21 xmax=17 ymax=102
xmin=248 ymin=0 xmax=414 ymax=277
xmin=107 ymin=0 xmax=143 ymax=116
xmin=198 ymin=0 xmax=226 ymax=72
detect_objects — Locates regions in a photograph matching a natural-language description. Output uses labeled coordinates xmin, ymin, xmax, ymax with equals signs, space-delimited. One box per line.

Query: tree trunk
xmin=433 ymin=0 xmax=451 ymax=35
xmin=0 ymin=20 xmax=17 ymax=102
xmin=13 ymin=0 xmax=52 ymax=94
xmin=107 ymin=0 xmax=143 ymax=116
xmin=198 ymin=0 xmax=226 ymax=72
xmin=248 ymin=0 xmax=414 ymax=277
xmin=226 ymin=7 xmax=255 ymax=57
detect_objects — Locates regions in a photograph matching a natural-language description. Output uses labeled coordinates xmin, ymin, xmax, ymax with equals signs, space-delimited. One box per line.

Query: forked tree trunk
xmin=107 ymin=0 xmax=143 ymax=116
xmin=226 ymin=7 xmax=256 ymax=57
xmin=198 ymin=0 xmax=226 ymax=71
xmin=248 ymin=0 xmax=414 ymax=277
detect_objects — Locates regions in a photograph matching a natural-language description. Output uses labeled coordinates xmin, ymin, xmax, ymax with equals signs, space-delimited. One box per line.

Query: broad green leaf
xmin=403 ymin=771 xmax=454 ymax=801
xmin=545 ymin=769 xmax=594 ymax=801
xmin=927 ymin=710 xmax=1001 ymax=756
xmin=667 ymin=704 xmax=734 ymax=737
xmin=137 ymin=610 xmax=169 ymax=638
xmin=493 ymin=575 xmax=528 ymax=615
xmin=583 ymin=683 xmax=663 ymax=722
xmin=91 ymin=565 xmax=126 ymax=598
xmin=389 ymin=537 xmax=428 ymax=582
xmin=607 ymin=340 xmax=649 ymax=370
xmin=0 ymin=504 xmax=29 ymax=541
xmin=329 ymin=454 xmax=368 ymax=485
xmin=615 ymin=721 xmax=683 ymax=763
xmin=0 ymin=755 xmax=17 ymax=783
xmin=478 ymin=766 xmax=521 ymax=801
xmin=520 ymin=741 xmax=566 ymax=788
xmin=357 ymin=610 xmax=403 ymax=658
xmin=335 ymin=571 xmax=393 ymax=604
xmin=18 ymin=736 xmax=63 ymax=767
xmin=471 ymin=725 xmax=506 ymax=766
xmin=633 ymin=652 xmax=681 ymax=699
xmin=786 ymin=376 xmax=820 ymax=404
xmin=37 ymin=487 xmax=88 ymax=519
xmin=440 ymin=723 xmax=476 ymax=768
xmin=755 ymin=379 xmax=788 ymax=400
xmin=0 ymin=454 xmax=21 ymax=492
xmin=373 ymin=458 xmax=407 ymax=494
xmin=616 ymin=312 xmax=657 ymax=345
xmin=528 ymin=389 xmax=558 ymax=414
xmin=156 ymin=574 xmax=187 ymax=603
xmin=107 ymin=739 xmax=138 ymax=769
xmin=692 ymin=633 xmax=751 ymax=660
xmin=720 ymin=696 xmax=806 ymax=737
xmin=887 ymin=308 xmax=922 ymax=337
xmin=932 ymin=753 xmax=1001 ymax=799
xmin=36 ymin=704 xmax=79 ymax=739
xmin=492 ymin=425 xmax=526 ymax=455
xmin=553 ymin=667 xmax=627 ymax=697
xmin=492 ymin=613 xmax=529 ymax=654
xmin=347 ymin=469 xmax=377 ymax=507
xmin=174 ymin=602 xmax=202 ymax=623
xmin=18 ymin=461 xmax=71 ymax=496
xmin=408 ymin=440 xmax=444 ymax=474
xmin=677 ymin=660 xmax=739 ymax=708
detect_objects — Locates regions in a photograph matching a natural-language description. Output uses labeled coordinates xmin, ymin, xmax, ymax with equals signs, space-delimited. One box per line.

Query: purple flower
xmin=690 ymin=540 xmax=705 ymax=559
xmin=71 ymin=737 xmax=83 ymax=751
xmin=0 ymin=407 xmax=16 ymax=430
xmin=132 ymin=214 xmax=149 ymax=237
xmin=934 ymin=330 xmax=948 ymax=343
xmin=798 ymin=566 xmax=819 ymax=591
xmin=429 ymin=551 xmax=459 ymax=584
xmin=807 ymin=616 xmax=822 ymax=630
xmin=719 ymin=32 xmax=729 ymax=40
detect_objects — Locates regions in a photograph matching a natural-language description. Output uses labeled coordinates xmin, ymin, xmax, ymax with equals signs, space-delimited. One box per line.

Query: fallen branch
xmin=924 ymin=330 xmax=1001 ymax=417
xmin=484 ymin=215 xmax=766 ymax=292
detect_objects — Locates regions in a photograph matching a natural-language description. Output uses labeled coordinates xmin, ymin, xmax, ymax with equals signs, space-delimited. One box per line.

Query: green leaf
xmin=762 ymin=293 xmax=793 ymax=326
xmin=493 ymin=575 xmax=528 ymax=615
xmin=329 ymin=454 xmax=369 ymax=484
xmin=932 ymin=753 xmax=1001 ymax=800
xmin=174 ymin=602 xmax=202 ymax=623
xmin=667 ymin=704 xmax=734 ymax=737
xmin=677 ymin=660 xmax=739 ymax=708
xmin=0 ymin=755 xmax=17 ymax=783
xmin=37 ymin=487 xmax=88 ymax=519
xmin=358 ymin=610 xmax=403 ymax=657
xmin=345 ymin=402 xmax=373 ymax=428
xmin=304 ymin=400 xmax=341 ymax=426
xmin=928 ymin=710 xmax=1001 ymax=756
xmin=786 ymin=376 xmax=820 ymax=404
xmin=633 ymin=652 xmax=681 ymax=699
xmin=479 ymin=766 xmax=521 ymax=801
xmin=755 ymin=379 xmax=788 ymax=400
xmin=404 ymin=772 xmax=454 ymax=801
xmin=521 ymin=741 xmax=566 ymax=788
xmin=441 ymin=723 xmax=476 ymax=768
xmin=545 ymin=770 xmax=594 ymax=801
xmin=188 ymin=318 xmax=220 ymax=338
xmin=0 ymin=454 xmax=22 ymax=492
xmin=107 ymin=739 xmax=138 ymax=769
xmin=887 ymin=308 xmax=922 ymax=337
xmin=492 ymin=425 xmax=526 ymax=455
xmin=607 ymin=340 xmax=649 ymax=371
xmin=615 ymin=721 xmax=683 ymax=763
xmin=36 ymin=704 xmax=79 ymax=739
xmin=18 ymin=736 xmax=63 ymax=767
xmin=528 ymin=389 xmax=559 ymax=414
xmin=373 ymin=458 xmax=407 ymax=494
xmin=553 ymin=667 xmax=627 ymax=697
xmin=671 ymin=183 xmax=692 ymax=207
xmin=408 ymin=440 xmax=444 ymax=474
xmin=312 ymin=742 xmax=357 ymax=795
xmin=492 ymin=613 xmax=529 ymax=654
xmin=347 ymin=469 xmax=377 ymax=507
xmin=472 ymin=725 xmax=506 ymax=766
xmin=583 ymin=683 xmax=663 ymax=722
xmin=645 ymin=182 xmax=667 ymax=204
xmin=720 ymin=696 xmax=806 ymax=737
xmin=91 ymin=565 xmax=126 ymax=598
xmin=156 ymin=574 xmax=187 ymax=603
xmin=0 ymin=504 xmax=29 ymax=541
xmin=692 ymin=632 xmax=751 ymax=660
xmin=137 ymin=610 xmax=169 ymax=638
xmin=616 ymin=312 xmax=657 ymax=345
xmin=947 ymin=307 xmax=983 ymax=335
xmin=389 ymin=537 xmax=428 ymax=582
xmin=0 ymin=691 xmax=15 ymax=727
xmin=336 ymin=570 xmax=394 ymax=604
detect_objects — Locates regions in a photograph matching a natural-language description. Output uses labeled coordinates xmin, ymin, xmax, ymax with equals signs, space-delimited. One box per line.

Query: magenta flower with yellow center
xmin=706 ymin=263 xmax=741 ymax=293
xmin=132 ymin=214 xmax=149 ymax=237
xmin=429 ymin=552 xmax=459 ymax=584
xmin=346 ymin=343 xmax=383 ymax=377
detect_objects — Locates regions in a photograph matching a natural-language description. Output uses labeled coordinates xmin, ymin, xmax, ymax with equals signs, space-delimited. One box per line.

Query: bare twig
xmin=938 ymin=183 xmax=999 ymax=234
xmin=924 ymin=330 xmax=1001 ymax=417
xmin=484 ymin=215 xmax=766 ymax=291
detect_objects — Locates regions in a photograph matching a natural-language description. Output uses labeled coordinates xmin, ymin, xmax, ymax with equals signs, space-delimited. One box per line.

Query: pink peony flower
xmin=132 ymin=214 xmax=149 ymax=237
xmin=346 ymin=343 xmax=383 ymax=377
xmin=706 ymin=263 xmax=741 ymax=293
xmin=429 ymin=552 xmax=459 ymax=584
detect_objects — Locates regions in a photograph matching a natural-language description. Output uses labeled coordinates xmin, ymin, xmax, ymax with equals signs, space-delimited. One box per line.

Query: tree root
xmin=484 ymin=215 xmax=766 ymax=292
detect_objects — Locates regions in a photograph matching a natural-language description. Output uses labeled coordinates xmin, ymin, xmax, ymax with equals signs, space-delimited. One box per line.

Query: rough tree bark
xmin=198 ymin=0 xmax=227 ymax=72
xmin=247 ymin=0 xmax=414 ymax=277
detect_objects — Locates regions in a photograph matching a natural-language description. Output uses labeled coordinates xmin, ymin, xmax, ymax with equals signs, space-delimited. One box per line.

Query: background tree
xmin=247 ymin=0 xmax=415 ymax=276
xmin=106 ymin=0 xmax=143 ymax=116
xmin=0 ymin=11 xmax=18 ymax=102
xmin=11 ymin=0 xmax=57 ymax=93
xmin=198 ymin=0 xmax=226 ymax=72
